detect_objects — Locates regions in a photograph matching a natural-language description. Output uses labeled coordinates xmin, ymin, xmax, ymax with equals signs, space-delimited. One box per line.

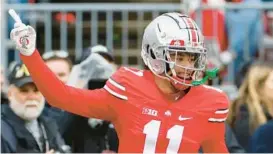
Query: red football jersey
xmin=21 ymin=50 xmax=229 ymax=153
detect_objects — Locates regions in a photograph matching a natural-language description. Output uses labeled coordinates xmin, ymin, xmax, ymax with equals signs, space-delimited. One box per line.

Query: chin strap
xmin=191 ymin=68 xmax=219 ymax=86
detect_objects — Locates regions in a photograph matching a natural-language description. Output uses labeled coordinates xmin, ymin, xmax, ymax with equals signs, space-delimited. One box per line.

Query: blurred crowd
xmin=1 ymin=0 xmax=273 ymax=153
xmin=1 ymin=45 xmax=119 ymax=153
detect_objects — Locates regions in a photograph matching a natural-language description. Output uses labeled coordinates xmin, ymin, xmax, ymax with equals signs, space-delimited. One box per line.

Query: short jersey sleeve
xmin=201 ymin=85 xmax=230 ymax=124
xmin=104 ymin=67 xmax=129 ymax=101
xmin=207 ymin=97 xmax=229 ymax=123
xmin=201 ymin=89 xmax=229 ymax=152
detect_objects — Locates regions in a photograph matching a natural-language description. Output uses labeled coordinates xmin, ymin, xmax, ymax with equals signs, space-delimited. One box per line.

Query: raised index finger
xmin=8 ymin=9 xmax=22 ymax=24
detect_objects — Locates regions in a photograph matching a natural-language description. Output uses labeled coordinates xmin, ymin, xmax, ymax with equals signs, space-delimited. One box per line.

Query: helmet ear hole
xmin=150 ymin=50 xmax=156 ymax=59
xmin=147 ymin=45 xmax=156 ymax=59
xmin=145 ymin=45 xmax=165 ymax=74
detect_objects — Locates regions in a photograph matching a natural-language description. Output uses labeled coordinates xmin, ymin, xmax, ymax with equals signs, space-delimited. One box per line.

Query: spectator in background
xmin=82 ymin=44 xmax=118 ymax=71
xmin=227 ymin=61 xmax=273 ymax=151
xmin=191 ymin=0 xmax=228 ymax=51
xmin=263 ymin=11 xmax=273 ymax=61
xmin=249 ymin=120 xmax=273 ymax=152
xmin=63 ymin=45 xmax=118 ymax=153
xmin=191 ymin=0 xmax=236 ymax=84
xmin=65 ymin=84 xmax=119 ymax=153
xmin=1 ymin=65 xmax=9 ymax=104
xmin=235 ymin=61 xmax=253 ymax=88
xmin=1 ymin=63 xmax=69 ymax=153
xmin=248 ymin=69 xmax=273 ymax=153
xmin=41 ymin=50 xmax=77 ymax=147
xmin=42 ymin=50 xmax=73 ymax=125
xmin=42 ymin=50 xmax=73 ymax=84
xmin=1 ymin=65 xmax=5 ymax=89
xmin=224 ymin=123 xmax=245 ymax=153
xmin=225 ymin=0 xmax=263 ymax=75
xmin=41 ymin=48 xmax=118 ymax=153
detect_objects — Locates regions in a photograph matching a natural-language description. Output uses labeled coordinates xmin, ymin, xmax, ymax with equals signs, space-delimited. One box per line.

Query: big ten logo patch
xmin=142 ymin=107 xmax=158 ymax=117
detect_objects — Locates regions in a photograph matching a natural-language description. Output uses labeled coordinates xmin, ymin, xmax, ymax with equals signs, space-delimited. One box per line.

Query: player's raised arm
xmin=9 ymin=9 xmax=118 ymax=121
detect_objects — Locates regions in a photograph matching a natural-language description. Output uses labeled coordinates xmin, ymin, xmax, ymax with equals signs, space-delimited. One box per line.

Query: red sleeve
xmin=201 ymin=123 xmax=228 ymax=153
xmin=20 ymin=50 xmax=123 ymax=121
xmin=201 ymin=93 xmax=230 ymax=153
xmin=104 ymin=72 xmax=128 ymax=101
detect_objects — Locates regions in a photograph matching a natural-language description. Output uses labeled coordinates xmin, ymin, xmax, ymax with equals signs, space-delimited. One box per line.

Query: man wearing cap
xmin=1 ymin=63 xmax=69 ymax=153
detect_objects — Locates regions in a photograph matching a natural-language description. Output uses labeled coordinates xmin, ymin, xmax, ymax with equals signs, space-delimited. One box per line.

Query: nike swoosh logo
xmin=178 ymin=116 xmax=192 ymax=121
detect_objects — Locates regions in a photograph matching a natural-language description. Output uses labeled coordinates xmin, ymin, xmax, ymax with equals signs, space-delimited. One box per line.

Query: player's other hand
xmin=9 ymin=9 xmax=36 ymax=56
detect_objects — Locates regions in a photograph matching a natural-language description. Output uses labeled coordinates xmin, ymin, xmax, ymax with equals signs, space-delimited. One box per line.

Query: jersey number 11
xmin=143 ymin=120 xmax=184 ymax=154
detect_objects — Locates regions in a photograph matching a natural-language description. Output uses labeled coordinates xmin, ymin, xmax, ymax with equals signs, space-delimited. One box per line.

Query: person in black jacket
xmin=63 ymin=113 xmax=119 ymax=153
xmin=1 ymin=63 xmax=69 ymax=153
xmin=225 ymin=123 xmax=245 ymax=153
xmin=227 ymin=61 xmax=273 ymax=151
xmin=61 ymin=45 xmax=119 ymax=153
xmin=41 ymin=48 xmax=119 ymax=153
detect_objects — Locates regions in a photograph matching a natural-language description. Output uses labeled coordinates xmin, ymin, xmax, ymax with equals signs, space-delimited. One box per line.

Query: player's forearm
xmin=20 ymin=50 xmax=71 ymax=101
xmin=20 ymin=50 xmax=78 ymax=112
xmin=20 ymin=50 xmax=114 ymax=119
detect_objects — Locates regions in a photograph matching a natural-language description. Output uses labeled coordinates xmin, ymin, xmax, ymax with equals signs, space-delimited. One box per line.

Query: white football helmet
xmin=141 ymin=12 xmax=207 ymax=86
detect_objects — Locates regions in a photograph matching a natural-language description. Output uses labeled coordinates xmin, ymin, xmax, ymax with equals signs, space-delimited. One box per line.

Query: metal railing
xmin=2 ymin=2 xmax=273 ymax=85
xmin=1 ymin=3 xmax=185 ymax=69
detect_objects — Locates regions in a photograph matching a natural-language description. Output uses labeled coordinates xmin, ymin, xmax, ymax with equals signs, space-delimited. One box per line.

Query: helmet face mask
xmin=147 ymin=45 xmax=207 ymax=86
xmin=141 ymin=12 xmax=208 ymax=86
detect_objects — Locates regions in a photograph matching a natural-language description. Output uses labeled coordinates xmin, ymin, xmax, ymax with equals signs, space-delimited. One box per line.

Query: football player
xmin=10 ymin=9 xmax=229 ymax=153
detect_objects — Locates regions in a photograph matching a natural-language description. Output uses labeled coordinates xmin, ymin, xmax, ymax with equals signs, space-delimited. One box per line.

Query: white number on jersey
xmin=143 ymin=120 xmax=184 ymax=154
